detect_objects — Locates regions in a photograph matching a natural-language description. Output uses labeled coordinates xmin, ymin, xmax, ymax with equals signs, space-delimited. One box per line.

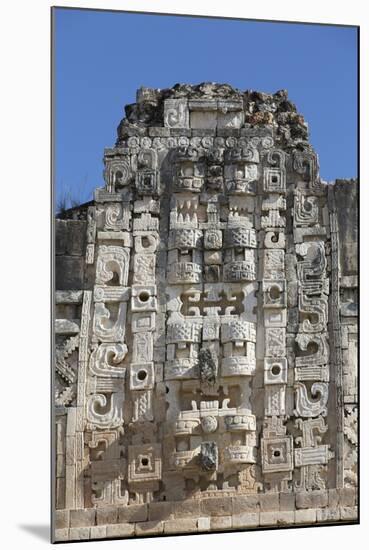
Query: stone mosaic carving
xmin=54 ymin=83 xmax=358 ymax=542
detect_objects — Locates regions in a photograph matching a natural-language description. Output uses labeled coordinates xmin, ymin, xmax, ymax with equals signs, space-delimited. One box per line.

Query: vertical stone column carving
xmin=260 ymin=149 xmax=291 ymax=492
xmin=291 ymin=164 xmax=334 ymax=492
xmin=164 ymin=140 xmax=259 ymax=496
xmin=328 ymin=182 xmax=358 ymax=490
xmin=82 ymin=161 xmax=133 ymax=506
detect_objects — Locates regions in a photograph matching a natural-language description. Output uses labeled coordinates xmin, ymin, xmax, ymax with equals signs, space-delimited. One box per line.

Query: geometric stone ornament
xmin=264 ymin=357 xmax=288 ymax=385
xmin=128 ymin=444 xmax=162 ymax=483
xmin=261 ymin=436 xmax=293 ymax=473
xmin=129 ymin=362 xmax=155 ymax=390
xmin=294 ymin=382 xmax=329 ymax=418
xmin=265 ymin=385 xmax=286 ymax=416
xmin=263 ymin=279 xmax=286 ymax=308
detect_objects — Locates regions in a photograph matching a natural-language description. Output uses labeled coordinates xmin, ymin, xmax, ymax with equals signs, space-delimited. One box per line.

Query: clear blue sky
xmin=54 ymin=8 xmax=358 ymax=207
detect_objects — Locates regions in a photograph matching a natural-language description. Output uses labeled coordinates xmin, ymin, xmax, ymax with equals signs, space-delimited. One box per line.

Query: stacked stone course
xmin=54 ymin=83 xmax=358 ymax=542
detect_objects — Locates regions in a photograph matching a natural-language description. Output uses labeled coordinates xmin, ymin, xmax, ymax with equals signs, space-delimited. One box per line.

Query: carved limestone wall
xmin=54 ymin=83 xmax=358 ymax=542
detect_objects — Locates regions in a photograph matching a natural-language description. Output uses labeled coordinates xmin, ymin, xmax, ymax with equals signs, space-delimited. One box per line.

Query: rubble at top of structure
xmin=117 ymin=82 xmax=310 ymax=149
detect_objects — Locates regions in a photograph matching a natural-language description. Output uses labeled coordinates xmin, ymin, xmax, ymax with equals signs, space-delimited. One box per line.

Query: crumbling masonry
xmin=54 ymin=83 xmax=358 ymax=542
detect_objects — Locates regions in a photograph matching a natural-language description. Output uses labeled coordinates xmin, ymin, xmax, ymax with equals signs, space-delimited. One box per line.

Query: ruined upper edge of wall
xmin=116 ymin=82 xmax=311 ymax=151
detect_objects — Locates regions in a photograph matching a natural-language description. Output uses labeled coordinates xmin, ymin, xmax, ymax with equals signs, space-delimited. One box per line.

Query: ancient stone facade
xmin=53 ymin=83 xmax=358 ymax=542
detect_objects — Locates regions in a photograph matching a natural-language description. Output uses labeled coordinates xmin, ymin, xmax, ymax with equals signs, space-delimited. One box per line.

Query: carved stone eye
xmin=139 ymin=291 xmax=150 ymax=302
xmin=141 ymin=236 xmax=151 ymax=248
xmin=137 ymin=370 xmax=147 ymax=381
xmin=269 ymin=285 xmax=281 ymax=301
xmin=271 ymin=364 xmax=281 ymax=376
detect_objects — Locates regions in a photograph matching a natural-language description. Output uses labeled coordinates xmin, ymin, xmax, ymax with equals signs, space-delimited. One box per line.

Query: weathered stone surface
xmin=259 ymin=493 xmax=280 ymax=512
xmin=338 ymin=487 xmax=357 ymax=506
xmin=328 ymin=489 xmax=339 ymax=508
xmin=70 ymin=508 xmax=96 ymax=528
xmin=260 ymin=511 xmax=294 ymax=526
xmin=279 ymin=492 xmax=295 ymax=511
xmin=199 ymin=441 xmax=218 ymax=471
xmin=232 ymin=512 xmax=260 ymax=528
xmin=335 ymin=179 xmax=358 ymax=275
xmin=54 ymin=83 xmax=358 ymax=542
xmin=55 ymin=290 xmax=84 ymax=304
xmin=106 ymin=523 xmax=135 ymax=538
xmin=232 ymin=495 xmax=259 ymax=514
xmin=96 ymin=507 xmax=118 ymax=525
xmin=55 ymin=509 xmax=69 ymax=529
xmin=316 ymin=508 xmax=340 ymax=522
xmin=55 ymin=256 xmax=85 ymax=290
xmin=164 ymin=518 xmax=198 ymax=533
xmin=210 ymin=516 xmax=232 ymax=530
xmin=200 ymin=497 xmax=233 ymax=517
xmin=198 ymin=348 xmax=218 ymax=384
xmin=296 ymin=491 xmax=328 ymax=510
xmin=55 ymin=318 xmax=80 ymax=334
xmin=135 ymin=520 xmax=164 ymax=536
xmin=69 ymin=527 xmax=90 ymax=540
xmin=56 ymin=220 xmax=87 ymax=256
xmin=197 ymin=517 xmax=211 ymax=531
xmin=118 ymin=504 xmax=145 ymax=522
xmin=55 ymin=220 xmax=68 ymax=255
xmin=340 ymin=506 xmax=358 ymax=521
xmin=295 ymin=509 xmax=317 ymax=524
xmin=54 ymin=528 xmax=70 ymax=542
xmin=172 ymin=499 xmax=201 ymax=518
xmin=90 ymin=525 xmax=107 ymax=539
xmin=67 ymin=221 xmax=87 ymax=255
xmin=148 ymin=501 xmax=173 ymax=521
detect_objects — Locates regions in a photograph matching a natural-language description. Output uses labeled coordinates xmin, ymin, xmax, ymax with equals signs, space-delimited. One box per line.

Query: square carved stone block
xmin=263 ymin=280 xmax=287 ymax=308
xmin=129 ymin=362 xmax=155 ymax=390
xmin=265 ymin=327 xmax=286 ymax=356
xmin=164 ymin=98 xmax=189 ymax=129
xmin=264 ymin=308 xmax=287 ymax=328
xmin=131 ymin=312 xmax=156 ymax=333
xmin=264 ymin=357 xmax=288 ymax=385
xmin=131 ymin=285 xmax=157 ymax=312
xmin=128 ymin=444 xmax=162 ymax=483
xmin=263 ymin=167 xmax=286 ymax=193
xmin=204 ymin=229 xmax=223 ymax=250
xmin=261 ymin=436 xmax=293 ymax=473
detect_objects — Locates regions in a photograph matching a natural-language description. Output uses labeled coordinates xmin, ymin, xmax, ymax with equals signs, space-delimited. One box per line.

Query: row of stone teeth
xmin=230 ymin=205 xmax=248 ymax=212
xmin=176 ymin=199 xmax=198 ymax=210
xmin=175 ymin=210 xmax=250 ymax=222
xmin=177 ymin=213 xmax=198 ymax=223
xmin=229 ymin=210 xmax=248 ymax=218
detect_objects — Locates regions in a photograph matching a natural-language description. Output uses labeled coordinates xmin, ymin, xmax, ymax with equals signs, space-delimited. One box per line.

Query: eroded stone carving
xmin=96 ymin=246 xmax=130 ymax=286
xmin=87 ymin=390 xmax=125 ymax=429
xmin=294 ymin=382 xmax=329 ymax=417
